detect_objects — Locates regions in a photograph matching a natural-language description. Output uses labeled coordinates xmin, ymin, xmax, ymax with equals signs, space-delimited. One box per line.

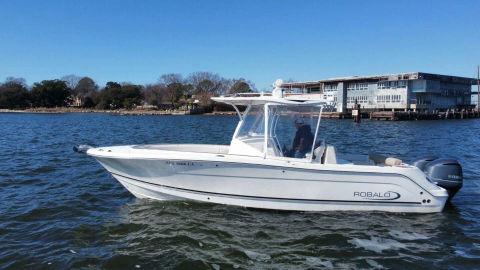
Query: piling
xmin=352 ymin=101 xmax=361 ymax=123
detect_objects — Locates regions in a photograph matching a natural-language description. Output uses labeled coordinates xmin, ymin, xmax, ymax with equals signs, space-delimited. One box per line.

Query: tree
xmin=165 ymin=82 xmax=186 ymax=107
xmin=69 ymin=77 xmax=99 ymax=107
xmin=105 ymin=81 xmax=122 ymax=89
xmin=0 ymin=78 xmax=30 ymax=109
xmin=82 ymin=95 xmax=97 ymax=108
xmin=96 ymin=82 xmax=120 ymax=109
xmin=96 ymin=82 xmax=142 ymax=109
xmin=120 ymin=84 xmax=143 ymax=109
xmin=186 ymin=72 xmax=229 ymax=106
xmin=31 ymin=80 xmax=71 ymax=107
xmin=61 ymin=75 xmax=82 ymax=89
xmin=158 ymin=74 xmax=186 ymax=107
xmin=5 ymin=77 xmax=27 ymax=87
xmin=228 ymin=79 xmax=254 ymax=94
xmin=159 ymin=73 xmax=183 ymax=86
xmin=74 ymin=77 xmax=98 ymax=97
xmin=187 ymin=71 xmax=227 ymax=96
xmin=143 ymin=83 xmax=166 ymax=107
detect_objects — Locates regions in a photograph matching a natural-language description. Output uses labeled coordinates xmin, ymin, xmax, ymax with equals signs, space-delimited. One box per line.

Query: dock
xmin=321 ymin=109 xmax=480 ymax=121
xmin=208 ymin=109 xmax=480 ymax=121
xmin=369 ymin=109 xmax=480 ymax=121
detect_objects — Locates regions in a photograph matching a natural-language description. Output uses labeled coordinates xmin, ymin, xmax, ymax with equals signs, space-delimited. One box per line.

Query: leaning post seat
xmin=385 ymin=157 xmax=402 ymax=166
xmin=368 ymin=153 xmax=402 ymax=166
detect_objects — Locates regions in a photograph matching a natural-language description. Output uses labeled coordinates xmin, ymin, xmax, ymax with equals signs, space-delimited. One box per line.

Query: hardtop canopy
xmin=211 ymin=95 xmax=329 ymax=107
xmin=214 ymin=94 xmax=326 ymax=162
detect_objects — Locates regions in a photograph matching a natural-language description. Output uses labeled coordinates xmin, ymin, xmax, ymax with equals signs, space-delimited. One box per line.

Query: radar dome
xmin=274 ymin=79 xmax=284 ymax=88
xmin=272 ymin=79 xmax=284 ymax=98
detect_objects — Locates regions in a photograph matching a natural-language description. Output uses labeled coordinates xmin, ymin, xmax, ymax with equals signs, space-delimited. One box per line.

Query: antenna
xmin=272 ymin=79 xmax=284 ymax=98
xmin=477 ymin=65 xmax=479 ymax=110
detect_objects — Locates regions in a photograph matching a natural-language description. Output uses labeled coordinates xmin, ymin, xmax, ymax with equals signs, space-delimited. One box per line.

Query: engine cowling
xmin=414 ymin=157 xmax=463 ymax=199
xmin=412 ymin=156 xmax=438 ymax=171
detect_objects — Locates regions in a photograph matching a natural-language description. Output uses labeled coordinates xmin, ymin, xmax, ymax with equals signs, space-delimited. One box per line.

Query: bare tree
xmin=158 ymin=73 xmax=183 ymax=86
xmin=157 ymin=73 xmax=186 ymax=107
xmin=228 ymin=78 xmax=255 ymax=94
xmin=187 ymin=72 xmax=220 ymax=89
xmin=61 ymin=74 xmax=82 ymax=89
xmin=187 ymin=71 xmax=228 ymax=95
xmin=143 ymin=83 xmax=166 ymax=107
xmin=5 ymin=77 xmax=27 ymax=87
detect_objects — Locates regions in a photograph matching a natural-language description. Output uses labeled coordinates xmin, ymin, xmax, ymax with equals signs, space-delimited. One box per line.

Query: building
xmin=281 ymin=72 xmax=477 ymax=112
xmin=70 ymin=95 xmax=84 ymax=107
xmin=472 ymin=89 xmax=479 ymax=108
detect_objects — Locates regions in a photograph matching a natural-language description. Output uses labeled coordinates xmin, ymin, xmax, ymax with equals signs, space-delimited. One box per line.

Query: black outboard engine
xmin=414 ymin=157 xmax=463 ymax=199
xmin=412 ymin=156 xmax=438 ymax=171
xmin=73 ymin=144 xmax=94 ymax=154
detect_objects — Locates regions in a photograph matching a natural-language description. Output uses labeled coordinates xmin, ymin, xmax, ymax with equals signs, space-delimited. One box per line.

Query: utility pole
xmin=477 ymin=65 xmax=479 ymax=111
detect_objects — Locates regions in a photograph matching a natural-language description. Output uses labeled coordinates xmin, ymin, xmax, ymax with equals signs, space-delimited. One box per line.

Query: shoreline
xmin=0 ymin=108 xmax=237 ymax=116
xmin=2 ymin=108 xmax=478 ymax=120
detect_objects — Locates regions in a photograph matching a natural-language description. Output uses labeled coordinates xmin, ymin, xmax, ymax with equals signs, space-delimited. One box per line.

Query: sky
xmin=0 ymin=0 xmax=479 ymax=90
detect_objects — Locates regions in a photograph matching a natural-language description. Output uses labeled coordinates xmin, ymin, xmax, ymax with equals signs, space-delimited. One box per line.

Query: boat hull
xmin=92 ymin=155 xmax=448 ymax=213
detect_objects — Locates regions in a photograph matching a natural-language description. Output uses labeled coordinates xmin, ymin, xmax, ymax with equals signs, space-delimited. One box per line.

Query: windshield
xmin=237 ymin=105 xmax=265 ymax=138
xmin=268 ymin=104 xmax=321 ymax=159
xmin=231 ymin=103 xmax=322 ymax=159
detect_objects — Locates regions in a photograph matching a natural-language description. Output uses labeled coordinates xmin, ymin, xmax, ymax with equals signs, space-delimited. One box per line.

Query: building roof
xmin=281 ymin=72 xmax=477 ymax=88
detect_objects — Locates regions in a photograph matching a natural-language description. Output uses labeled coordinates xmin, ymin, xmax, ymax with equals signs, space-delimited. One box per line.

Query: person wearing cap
xmin=291 ymin=117 xmax=314 ymax=158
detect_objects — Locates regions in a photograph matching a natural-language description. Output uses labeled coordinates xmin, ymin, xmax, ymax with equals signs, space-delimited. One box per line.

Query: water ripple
xmin=0 ymin=113 xmax=479 ymax=269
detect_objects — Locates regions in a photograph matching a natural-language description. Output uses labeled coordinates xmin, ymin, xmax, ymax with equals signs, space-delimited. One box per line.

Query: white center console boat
xmin=87 ymin=86 xmax=463 ymax=213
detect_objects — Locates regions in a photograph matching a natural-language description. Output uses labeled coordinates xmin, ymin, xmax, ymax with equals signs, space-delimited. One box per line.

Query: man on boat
xmin=291 ymin=117 xmax=314 ymax=158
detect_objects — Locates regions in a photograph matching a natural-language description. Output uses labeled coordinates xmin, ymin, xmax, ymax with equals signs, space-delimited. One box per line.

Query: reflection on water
xmin=0 ymin=113 xmax=479 ymax=269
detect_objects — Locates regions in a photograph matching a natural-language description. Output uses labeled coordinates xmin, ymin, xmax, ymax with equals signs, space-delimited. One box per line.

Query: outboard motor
xmin=414 ymin=157 xmax=463 ymax=199
xmin=412 ymin=156 xmax=438 ymax=171
xmin=73 ymin=144 xmax=94 ymax=154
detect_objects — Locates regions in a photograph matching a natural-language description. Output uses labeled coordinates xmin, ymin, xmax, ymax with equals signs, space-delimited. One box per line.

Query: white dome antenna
xmin=272 ymin=79 xmax=284 ymax=98
xmin=274 ymin=79 xmax=283 ymax=88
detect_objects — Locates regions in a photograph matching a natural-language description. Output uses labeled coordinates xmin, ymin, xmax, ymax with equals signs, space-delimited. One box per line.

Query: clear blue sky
xmin=0 ymin=0 xmax=479 ymax=90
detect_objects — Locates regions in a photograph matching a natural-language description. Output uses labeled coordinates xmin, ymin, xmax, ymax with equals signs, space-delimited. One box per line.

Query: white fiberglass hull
xmin=87 ymin=144 xmax=449 ymax=213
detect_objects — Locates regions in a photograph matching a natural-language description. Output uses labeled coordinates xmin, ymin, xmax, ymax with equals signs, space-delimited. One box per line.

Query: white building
xmin=282 ymin=72 xmax=477 ymax=112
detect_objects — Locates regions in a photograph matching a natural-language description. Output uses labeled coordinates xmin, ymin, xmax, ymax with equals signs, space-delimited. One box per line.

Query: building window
xmin=324 ymin=84 xmax=337 ymax=92
xmin=347 ymin=95 xmax=369 ymax=104
xmin=376 ymin=94 xmax=402 ymax=103
xmin=347 ymin=83 xmax=368 ymax=91
xmin=378 ymin=80 xmax=407 ymax=89
xmin=392 ymin=95 xmax=401 ymax=102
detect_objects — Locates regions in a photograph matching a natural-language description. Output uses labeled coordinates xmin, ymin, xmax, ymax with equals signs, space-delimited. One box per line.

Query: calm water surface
xmin=0 ymin=113 xmax=479 ymax=269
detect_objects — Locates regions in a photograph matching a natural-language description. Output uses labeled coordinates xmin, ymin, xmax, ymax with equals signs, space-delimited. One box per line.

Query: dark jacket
xmin=292 ymin=124 xmax=314 ymax=153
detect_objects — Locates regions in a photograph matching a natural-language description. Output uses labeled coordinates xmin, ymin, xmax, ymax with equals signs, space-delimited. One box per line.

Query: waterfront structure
xmin=70 ymin=96 xmax=84 ymax=107
xmin=281 ymin=72 xmax=477 ymax=112
xmin=472 ymin=90 xmax=479 ymax=108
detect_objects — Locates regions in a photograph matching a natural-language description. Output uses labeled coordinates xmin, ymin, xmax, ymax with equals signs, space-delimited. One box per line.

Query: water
xmin=0 ymin=113 xmax=479 ymax=269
